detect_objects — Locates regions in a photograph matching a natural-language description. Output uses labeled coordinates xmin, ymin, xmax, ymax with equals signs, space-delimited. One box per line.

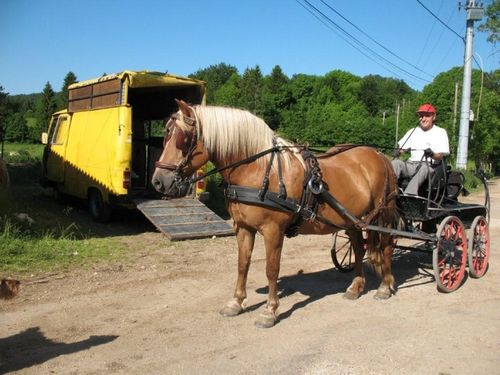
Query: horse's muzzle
xmin=151 ymin=169 xmax=191 ymax=197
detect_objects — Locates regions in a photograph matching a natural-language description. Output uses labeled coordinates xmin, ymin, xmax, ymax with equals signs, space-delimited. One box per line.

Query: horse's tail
xmin=366 ymin=153 xmax=398 ymax=284
xmin=366 ymin=231 xmax=382 ymax=277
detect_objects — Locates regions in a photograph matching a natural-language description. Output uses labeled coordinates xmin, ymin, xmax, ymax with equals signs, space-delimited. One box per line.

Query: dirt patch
xmin=1 ymin=180 xmax=499 ymax=374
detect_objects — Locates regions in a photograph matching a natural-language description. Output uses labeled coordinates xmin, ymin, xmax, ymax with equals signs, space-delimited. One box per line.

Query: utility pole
xmin=452 ymin=82 xmax=459 ymax=151
xmin=395 ymin=104 xmax=400 ymax=148
xmin=456 ymin=0 xmax=484 ymax=170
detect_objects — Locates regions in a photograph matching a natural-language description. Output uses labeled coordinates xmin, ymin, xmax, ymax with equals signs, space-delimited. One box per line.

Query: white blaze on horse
xmin=152 ymin=100 xmax=397 ymax=328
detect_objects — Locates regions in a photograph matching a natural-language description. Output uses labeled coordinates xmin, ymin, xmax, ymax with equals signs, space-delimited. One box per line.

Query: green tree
xmin=469 ymin=71 xmax=500 ymax=171
xmin=5 ymin=112 xmax=29 ymax=142
xmin=358 ymin=75 xmax=382 ymax=116
xmin=0 ymin=85 xmax=8 ymax=142
xmin=478 ymin=0 xmax=500 ymax=44
xmin=60 ymin=71 xmax=78 ymax=109
xmin=33 ymin=82 xmax=57 ymax=142
xmin=278 ymin=74 xmax=320 ymax=142
xmin=261 ymin=65 xmax=290 ymax=130
xmin=190 ymin=63 xmax=238 ymax=103
xmin=214 ymin=73 xmax=242 ymax=107
xmin=239 ymin=66 xmax=264 ymax=115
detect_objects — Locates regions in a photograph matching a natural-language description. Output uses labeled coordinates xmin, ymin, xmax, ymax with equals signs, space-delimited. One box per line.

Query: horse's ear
xmin=175 ymin=99 xmax=191 ymax=117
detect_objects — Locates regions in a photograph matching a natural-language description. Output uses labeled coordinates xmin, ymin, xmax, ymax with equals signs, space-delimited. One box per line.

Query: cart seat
xmin=397 ymin=158 xmax=466 ymax=203
xmin=397 ymin=159 xmax=447 ymax=200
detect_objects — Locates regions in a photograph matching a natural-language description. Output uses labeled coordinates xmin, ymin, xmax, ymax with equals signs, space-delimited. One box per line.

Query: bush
xmin=0 ymin=143 xmax=44 ymax=163
xmin=204 ymin=162 xmax=229 ymax=219
xmin=1 ymin=149 xmax=39 ymax=163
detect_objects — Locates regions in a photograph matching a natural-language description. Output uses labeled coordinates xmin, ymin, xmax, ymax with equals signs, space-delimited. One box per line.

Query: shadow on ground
xmin=251 ymin=248 xmax=438 ymax=324
xmin=0 ymin=327 xmax=117 ymax=374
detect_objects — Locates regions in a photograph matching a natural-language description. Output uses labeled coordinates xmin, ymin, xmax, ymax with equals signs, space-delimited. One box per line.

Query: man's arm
xmin=431 ymin=152 xmax=446 ymax=161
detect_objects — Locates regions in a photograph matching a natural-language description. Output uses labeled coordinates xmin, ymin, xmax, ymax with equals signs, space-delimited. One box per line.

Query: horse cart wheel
xmin=433 ymin=216 xmax=467 ymax=293
xmin=468 ymin=216 xmax=489 ymax=279
xmin=330 ymin=230 xmax=367 ymax=272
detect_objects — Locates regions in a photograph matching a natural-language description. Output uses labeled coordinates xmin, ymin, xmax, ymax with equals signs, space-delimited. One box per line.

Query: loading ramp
xmin=134 ymin=198 xmax=234 ymax=241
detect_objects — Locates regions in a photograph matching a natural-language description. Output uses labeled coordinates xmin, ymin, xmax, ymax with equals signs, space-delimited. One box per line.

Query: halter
xmin=155 ymin=112 xmax=198 ymax=174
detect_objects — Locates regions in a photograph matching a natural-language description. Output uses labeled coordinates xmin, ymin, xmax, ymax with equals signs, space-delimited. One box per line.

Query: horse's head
xmin=151 ymin=99 xmax=209 ymax=197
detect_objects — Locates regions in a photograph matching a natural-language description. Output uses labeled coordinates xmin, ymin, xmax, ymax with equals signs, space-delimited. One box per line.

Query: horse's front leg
xmin=220 ymin=224 xmax=256 ymax=317
xmin=255 ymin=226 xmax=285 ymax=328
xmin=343 ymin=229 xmax=366 ymax=300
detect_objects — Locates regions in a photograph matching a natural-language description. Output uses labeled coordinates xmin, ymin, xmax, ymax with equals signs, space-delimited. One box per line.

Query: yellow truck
xmin=41 ymin=70 xmax=232 ymax=240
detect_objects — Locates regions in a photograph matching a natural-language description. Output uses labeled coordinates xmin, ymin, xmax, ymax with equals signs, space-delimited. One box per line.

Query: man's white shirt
xmin=398 ymin=125 xmax=450 ymax=162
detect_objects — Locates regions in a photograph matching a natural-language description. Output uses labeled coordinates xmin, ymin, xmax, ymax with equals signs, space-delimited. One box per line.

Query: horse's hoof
xmin=219 ymin=300 xmax=243 ymax=317
xmin=373 ymin=289 xmax=391 ymax=300
xmin=343 ymin=290 xmax=360 ymax=300
xmin=254 ymin=311 xmax=277 ymax=328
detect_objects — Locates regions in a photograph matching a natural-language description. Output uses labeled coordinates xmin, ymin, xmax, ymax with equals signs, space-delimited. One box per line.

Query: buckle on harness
xmin=308 ymin=178 xmax=324 ymax=194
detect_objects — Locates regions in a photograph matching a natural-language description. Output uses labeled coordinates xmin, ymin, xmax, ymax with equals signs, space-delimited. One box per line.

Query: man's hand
xmin=423 ymin=148 xmax=434 ymax=158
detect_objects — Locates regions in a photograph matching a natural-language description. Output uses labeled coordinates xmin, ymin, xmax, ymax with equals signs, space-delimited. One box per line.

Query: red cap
xmin=417 ymin=103 xmax=436 ymax=114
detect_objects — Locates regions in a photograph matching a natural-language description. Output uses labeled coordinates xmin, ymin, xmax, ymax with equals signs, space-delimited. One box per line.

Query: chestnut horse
xmin=152 ymin=100 xmax=398 ymax=328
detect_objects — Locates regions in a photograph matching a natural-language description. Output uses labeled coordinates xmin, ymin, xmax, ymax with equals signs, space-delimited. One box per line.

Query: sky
xmin=0 ymin=0 xmax=498 ymax=95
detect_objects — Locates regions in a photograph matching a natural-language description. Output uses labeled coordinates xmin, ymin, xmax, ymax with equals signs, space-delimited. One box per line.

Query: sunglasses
xmin=418 ymin=112 xmax=434 ymax=118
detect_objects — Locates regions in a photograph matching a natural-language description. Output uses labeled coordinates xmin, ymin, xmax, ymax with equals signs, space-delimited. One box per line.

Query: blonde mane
xmin=189 ymin=105 xmax=301 ymax=168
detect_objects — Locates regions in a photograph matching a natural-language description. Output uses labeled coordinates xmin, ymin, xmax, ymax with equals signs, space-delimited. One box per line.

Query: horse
xmin=152 ymin=99 xmax=398 ymax=328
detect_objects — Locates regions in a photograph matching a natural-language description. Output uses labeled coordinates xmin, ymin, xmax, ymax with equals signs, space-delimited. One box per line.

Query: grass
xmin=1 ymin=142 xmax=45 ymax=163
xmin=0 ymin=219 xmax=126 ymax=274
xmin=0 ymin=145 xmax=130 ymax=276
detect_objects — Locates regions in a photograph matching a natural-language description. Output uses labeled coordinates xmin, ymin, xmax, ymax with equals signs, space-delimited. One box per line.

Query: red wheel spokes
xmin=469 ymin=216 xmax=490 ymax=278
xmin=437 ymin=218 xmax=466 ymax=289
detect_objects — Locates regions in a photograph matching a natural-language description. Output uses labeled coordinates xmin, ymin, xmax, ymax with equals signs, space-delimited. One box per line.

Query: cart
xmin=330 ymin=160 xmax=490 ymax=293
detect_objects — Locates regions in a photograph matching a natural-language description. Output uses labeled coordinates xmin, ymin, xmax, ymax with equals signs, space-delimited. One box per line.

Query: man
xmin=392 ymin=103 xmax=450 ymax=196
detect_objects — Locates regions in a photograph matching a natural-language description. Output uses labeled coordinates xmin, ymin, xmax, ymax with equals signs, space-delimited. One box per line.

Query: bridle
xmin=154 ymin=112 xmax=198 ymax=176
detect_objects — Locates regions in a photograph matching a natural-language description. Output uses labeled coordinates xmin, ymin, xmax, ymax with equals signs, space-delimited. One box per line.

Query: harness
xmin=205 ymin=144 xmax=392 ymax=237
xmin=155 ymin=112 xmax=396 ymax=237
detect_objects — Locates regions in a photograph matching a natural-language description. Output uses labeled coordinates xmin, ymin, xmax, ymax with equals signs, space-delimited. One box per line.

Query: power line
xmin=319 ymin=0 xmax=434 ymax=79
xmin=416 ymin=0 xmax=465 ymax=42
xmin=295 ymin=0 xmax=403 ymax=79
xmin=295 ymin=0 xmax=403 ymax=78
xmin=298 ymin=0 xmax=430 ymax=84
xmin=416 ymin=0 xmax=443 ymax=67
xmin=422 ymin=4 xmax=460 ymax=71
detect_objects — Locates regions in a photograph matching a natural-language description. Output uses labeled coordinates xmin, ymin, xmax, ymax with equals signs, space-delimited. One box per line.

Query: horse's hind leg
xmin=343 ymin=229 xmax=366 ymax=300
xmin=220 ymin=224 xmax=256 ymax=317
xmin=373 ymin=232 xmax=395 ymax=300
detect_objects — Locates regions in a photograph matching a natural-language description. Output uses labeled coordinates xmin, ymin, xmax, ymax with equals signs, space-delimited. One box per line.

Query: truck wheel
xmin=88 ymin=188 xmax=112 ymax=222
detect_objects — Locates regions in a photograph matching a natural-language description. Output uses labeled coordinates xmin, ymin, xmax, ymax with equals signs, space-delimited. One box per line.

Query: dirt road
xmin=1 ymin=180 xmax=499 ymax=374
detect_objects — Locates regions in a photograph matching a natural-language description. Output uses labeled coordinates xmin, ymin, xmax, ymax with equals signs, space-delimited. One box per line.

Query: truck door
xmin=45 ymin=115 xmax=71 ymax=183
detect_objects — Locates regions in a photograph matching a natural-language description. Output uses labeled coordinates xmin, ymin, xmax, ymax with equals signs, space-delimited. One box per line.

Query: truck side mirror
xmin=41 ymin=132 xmax=48 ymax=145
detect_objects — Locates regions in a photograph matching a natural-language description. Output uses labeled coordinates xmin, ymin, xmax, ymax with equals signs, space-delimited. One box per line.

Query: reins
xmin=187 ymin=144 xmax=289 ymax=185
xmin=186 ymin=143 xmax=364 ymax=185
